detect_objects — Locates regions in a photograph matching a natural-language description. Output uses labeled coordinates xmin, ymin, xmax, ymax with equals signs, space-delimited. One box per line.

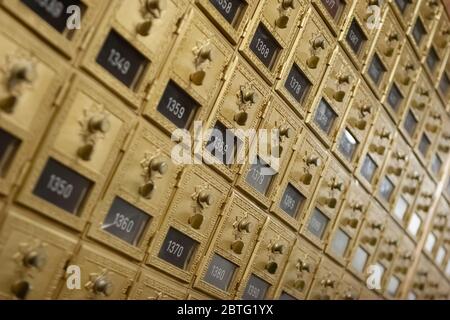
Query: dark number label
xmin=439 ymin=73 xmax=450 ymax=95
xmin=279 ymin=183 xmax=305 ymax=218
xmin=379 ymin=176 xmax=394 ymax=201
xmin=330 ymin=228 xmax=350 ymax=257
xmin=285 ymin=64 xmax=311 ymax=103
xmin=431 ymin=154 xmax=442 ymax=175
xmin=21 ymin=0 xmax=81 ymax=33
xmin=387 ymin=83 xmax=403 ymax=111
xmin=206 ymin=121 xmax=241 ymax=165
xmin=418 ymin=134 xmax=431 ymax=156
xmin=338 ymin=129 xmax=358 ymax=161
xmin=360 ymin=154 xmax=377 ymax=183
xmin=346 ymin=19 xmax=366 ymax=55
xmin=158 ymin=228 xmax=199 ymax=270
xmin=249 ymin=24 xmax=281 ymax=69
xmin=307 ymin=208 xmax=329 ymax=239
xmin=352 ymin=246 xmax=368 ymax=273
xmin=157 ymin=80 xmax=199 ymax=129
xmin=33 ymin=158 xmax=92 ymax=215
xmin=395 ymin=0 xmax=409 ymax=13
xmin=314 ymin=98 xmax=337 ymax=135
xmin=0 ymin=129 xmax=21 ymax=178
xmin=245 ymin=156 xmax=276 ymax=195
xmin=426 ymin=47 xmax=439 ymax=72
xmin=96 ymin=30 xmax=148 ymax=88
xmin=368 ymin=54 xmax=386 ymax=85
xmin=209 ymin=0 xmax=244 ymax=24
xmin=321 ymin=0 xmax=344 ymax=19
xmin=403 ymin=110 xmax=418 ymax=137
xmin=242 ymin=274 xmax=270 ymax=300
xmin=412 ymin=18 xmax=426 ymax=45
xmin=203 ymin=254 xmax=237 ymax=291
xmin=102 ymin=197 xmax=151 ymax=246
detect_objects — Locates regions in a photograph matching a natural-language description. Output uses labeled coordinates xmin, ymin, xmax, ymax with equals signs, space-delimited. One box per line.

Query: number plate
xmin=418 ymin=134 xmax=431 ymax=156
xmin=360 ymin=154 xmax=378 ymax=183
xmin=346 ymin=19 xmax=366 ymax=55
xmin=387 ymin=83 xmax=403 ymax=112
xmin=20 ymin=0 xmax=82 ymax=33
xmin=206 ymin=121 xmax=242 ymax=165
xmin=156 ymin=80 xmax=199 ymax=129
xmin=158 ymin=227 xmax=199 ymax=270
xmin=209 ymin=0 xmax=245 ymax=24
xmin=242 ymin=274 xmax=270 ymax=300
xmin=412 ymin=18 xmax=427 ymax=45
xmin=0 ymin=129 xmax=21 ymax=178
xmin=439 ymin=73 xmax=450 ymax=95
xmin=245 ymin=156 xmax=276 ymax=195
xmin=330 ymin=228 xmax=350 ymax=257
xmin=96 ymin=30 xmax=148 ymax=89
xmin=395 ymin=0 xmax=409 ymax=13
xmin=338 ymin=129 xmax=358 ymax=161
xmin=203 ymin=254 xmax=237 ymax=291
xmin=368 ymin=54 xmax=386 ymax=85
xmin=284 ymin=64 xmax=311 ymax=104
xmin=102 ymin=197 xmax=151 ymax=246
xmin=321 ymin=0 xmax=344 ymax=19
xmin=314 ymin=99 xmax=337 ymax=135
xmin=307 ymin=208 xmax=330 ymax=239
xmin=279 ymin=183 xmax=305 ymax=218
xmin=379 ymin=176 xmax=394 ymax=201
xmin=33 ymin=158 xmax=93 ymax=215
xmin=351 ymin=246 xmax=368 ymax=273
xmin=249 ymin=24 xmax=281 ymax=69
xmin=426 ymin=47 xmax=439 ymax=72
xmin=403 ymin=110 xmax=418 ymax=137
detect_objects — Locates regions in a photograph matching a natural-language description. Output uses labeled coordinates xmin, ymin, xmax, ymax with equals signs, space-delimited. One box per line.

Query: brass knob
xmin=312 ymin=37 xmax=325 ymax=50
xmin=322 ymin=279 xmax=335 ymax=288
xmin=281 ymin=0 xmax=296 ymax=10
xmin=307 ymin=55 xmax=320 ymax=69
xmin=412 ymin=101 xmax=426 ymax=110
xmin=334 ymin=90 xmax=346 ymax=102
xmin=403 ymin=186 xmax=417 ymax=195
xmin=401 ymin=253 xmax=413 ymax=261
xmin=266 ymin=261 xmax=279 ymax=274
xmin=387 ymin=239 xmax=398 ymax=246
xmin=234 ymin=111 xmax=248 ymax=126
xmin=271 ymin=243 xmax=284 ymax=254
xmin=294 ymin=279 xmax=306 ymax=290
xmin=77 ymin=142 xmax=95 ymax=161
xmin=306 ymin=156 xmax=320 ymax=167
xmin=189 ymin=213 xmax=204 ymax=230
xmin=93 ymin=276 xmax=113 ymax=296
xmin=326 ymin=197 xmax=338 ymax=209
xmin=351 ymin=202 xmax=364 ymax=212
xmin=279 ymin=125 xmax=293 ymax=138
xmin=388 ymin=33 xmax=399 ymax=42
xmin=330 ymin=180 xmax=343 ymax=191
xmin=0 ymin=95 xmax=18 ymax=114
xmin=365 ymin=236 xmax=378 ymax=246
xmin=139 ymin=180 xmax=155 ymax=198
xmin=417 ymin=270 xmax=428 ymax=277
xmin=338 ymin=75 xmax=350 ymax=85
xmin=276 ymin=14 xmax=290 ymax=29
xmin=371 ymin=144 xmax=386 ymax=155
xmin=408 ymin=172 xmax=421 ymax=181
xmin=197 ymin=191 xmax=213 ymax=207
xmin=360 ymin=105 xmax=372 ymax=117
xmin=417 ymin=204 xmax=430 ymax=212
xmin=414 ymin=282 xmax=425 ymax=291
xmin=438 ymin=144 xmax=449 ymax=153
xmin=190 ymin=70 xmax=206 ymax=86
xmin=241 ymin=88 xmax=257 ymax=104
xmin=371 ymin=222 xmax=383 ymax=231
xmin=145 ymin=0 xmax=167 ymax=18
xmin=346 ymin=217 xmax=359 ymax=229
xmin=426 ymin=123 xmax=439 ymax=133
xmin=238 ymin=220 xmax=251 ymax=233
xmin=136 ymin=20 xmax=153 ymax=36
xmin=394 ymin=152 xmax=408 ymax=162
xmin=23 ymin=250 xmax=47 ymax=270
xmin=149 ymin=159 xmax=168 ymax=176
xmin=88 ymin=115 xmax=111 ymax=134
xmin=381 ymin=252 xmax=394 ymax=261
xmin=301 ymin=172 xmax=313 ymax=185
xmin=11 ymin=280 xmax=31 ymax=300
xmin=8 ymin=63 xmax=36 ymax=90
xmin=231 ymin=240 xmax=244 ymax=254
xmin=397 ymin=266 xmax=408 ymax=274
xmin=418 ymin=88 xmax=430 ymax=97
xmin=388 ymin=166 xmax=403 ymax=176
xmin=353 ymin=119 xmax=367 ymax=130
xmin=378 ymin=130 xmax=392 ymax=140
xmin=296 ymin=260 xmax=310 ymax=273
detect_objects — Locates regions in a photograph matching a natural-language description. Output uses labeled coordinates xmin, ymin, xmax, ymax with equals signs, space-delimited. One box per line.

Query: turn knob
xmin=237 ymin=220 xmax=251 ymax=233
xmin=271 ymin=243 xmax=284 ymax=254
xmin=88 ymin=115 xmax=111 ymax=134
xmin=23 ymin=250 xmax=47 ymax=270
xmin=312 ymin=37 xmax=325 ymax=50
xmin=321 ymin=279 xmax=335 ymax=288
xmin=93 ymin=276 xmax=113 ymax=296
xmin=11 ymin=280 xmax=31 ymax=300
xmin=145 ymin=0 xmax=167 ymax=18
xmin=149 ymin=159 xmax=168 ymax=175
xmin=279 ymin=125 xmax=293 ymax=138
xmin=306 ymin=156 xmax=320 ymax=167
xmin=197 ymin=191 xmax=213 ymax=207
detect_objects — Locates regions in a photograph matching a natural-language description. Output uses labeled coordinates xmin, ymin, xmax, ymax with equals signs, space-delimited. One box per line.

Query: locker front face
xmin=276 ymin=7 xmax=335 ymax=119
xmin=425 ymin=15 xmax=450 ymax=81
xmin=312 ymin=0 xmax=353 ymax=36
xmin=0 ymin=11 xmax=69 ymax=196
xmin=389 ymin=0 xmax=420 ymax=30
xmin=18 ymin=75 xmax=133 ymax=231
xmin=300 ymin=160 xmax=350 ymax=250
xmin=194 ymin=191 xmax=266 ymax=299
xmin=0 ymin=209 xmax=77 ymax=300
xmin=58 ymin=243 xmax=138 ymax=300
xmin=336 ymin=273 xmax=361 ymax=300
xmin=308 ymin=257 xmax=343 ymax=300
xmin=1 ymin=0 xmax=103 ymax=58
xmin=373 ymin=216 xmax=402 ymax=272
xmin=431 ymin=127 xmax=450 ymax=180
xmin=81 ymin=0 xmax=187 ymax=107
xmin=87 ymin=121 xmax=182 ymax=260
xmin=307 ymin=47 xmax=359 ymax=148
xmin=385 ymin=236 xmax=415 ymax=298
xmin=144 ymin=8 xmax=233 ymax=135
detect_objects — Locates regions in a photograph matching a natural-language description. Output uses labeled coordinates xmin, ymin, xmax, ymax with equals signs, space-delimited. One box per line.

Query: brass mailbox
xmin=332 ymin=79 xmax=379 ymax=171
xmin=348 ymin=201 xmax=387 ymax=281
xmin=409 ymin=256 xmax=432 ymax=299
xmin=372 ymin=216 xmax=402 ymax=275
xmin=307 ymin=46 xmax=359 ymax=148
xmin=0 ymin=208 xmax=77 ymax=300
xmin=1 ymin=0 xmax=104 ymax=58
xmin=300 ymin=158 xmax=350 ymax=250
xmin=375 ymin=134 xmax=410 ymax=211
xmin=58 ymin=243 xmax=138 ymax=300
xmin=424 ymin=14 xmax=450 ymax=82
xmin=195 ymin=0 xmax=258 ymax=44
xmin=408 ymin=0 xmax=442 ymax=58
xmin=326 ymin=180 xmax=369 ymax=266
xmin=355 ymin=108 xmax=394 ymax=194
xmin=80 ymin=0 xmax=187 ymax=107
xmin=312 ymin=0 xmax=353 ymax=36
xmin=193 ymin=191 xmax=266 ymax=299
xmin=87 ymin=120 xmax=182 ymax=261
xmin=336 ymin=272 xmax=361 ymax=300
xmin=340 ymin=0 xmax=386 ymax=70
xmin=308 ymin=256 xmax=343 ymax=300
xmin=236 ymin=96 xmax=301 ymax=208
xmin=429 ymin=126 xmax=450 ymax=180
xmin=17 ymin=75 xmax=134 ymax=231
xmin=273 ymin=237 xmax=321 ymax=300
xmin=389 ymin=0 xmax=421 ymax=31
xmin=202 ymin=56 xmax=270 ymax=181
xmin=128 ymin=267 xmax=188 ymax=300
xmin=276 ymin=6 xmax=335 ymax=120
xmin=437 ymin=59 xmax=450 ymax=104
xmin=0 ymin=10 xmax=69 ymax=197
xmin=383 ymin=42 xmax=420 ymax=124
xmin=147 ymin=166 xmax=230 ymax=283
xmin=143 ymin=7 xmax=233 ymax=136
xmin=363 ymin=7 xmax=404 ymax=99
xmin=239 ymin=0 xmax=308 ymax=84
xmin=270 ymin=127 xmax=328 ymax=230
xmin=236 ymin=217 xmax=295 ymax=300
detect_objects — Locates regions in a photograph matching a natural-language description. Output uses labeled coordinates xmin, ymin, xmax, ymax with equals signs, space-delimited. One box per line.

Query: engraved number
xmin=166 ymin=97 xmax=186 ymax=119
xmin=108 ymin=49 xmax=131 ymax=75
xmin=214 ymin=0 xmax=232 ymax=14
xmin=47 ymin=174 xmax=73 ymax=199
xmin=167 ymin=240 xmax=184 ymax=258
xmin=33 ymin=0 xmax=64 ymax=18
xmin=113 ymin=213 xmax=135 ymax=233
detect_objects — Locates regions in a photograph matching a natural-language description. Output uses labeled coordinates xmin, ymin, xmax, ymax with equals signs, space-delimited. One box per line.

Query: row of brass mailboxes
xmin=0 ymin=197 xmax=448 ymax=300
